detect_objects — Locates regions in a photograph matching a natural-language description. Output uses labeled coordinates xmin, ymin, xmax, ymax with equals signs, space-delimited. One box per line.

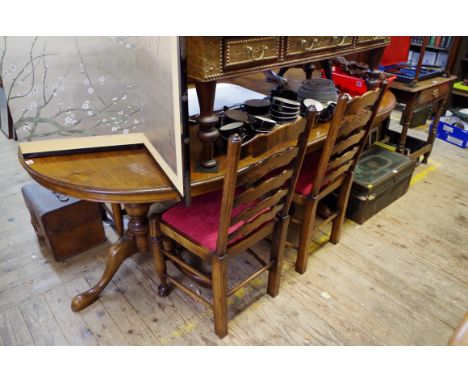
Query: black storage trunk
xmin=346 ymin=146 xmax=416 ymax=224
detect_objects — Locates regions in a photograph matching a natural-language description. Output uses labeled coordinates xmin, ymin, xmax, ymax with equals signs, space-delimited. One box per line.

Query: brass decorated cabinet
xmin=186 ymin=36 xmax=390 ymax=172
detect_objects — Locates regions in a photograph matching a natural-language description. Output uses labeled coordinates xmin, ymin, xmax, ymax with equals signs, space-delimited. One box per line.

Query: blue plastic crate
xmin=435 ymin=118 xmax=468 ymax=148
xmin=379 ymin=63 xmax=444 ymax=84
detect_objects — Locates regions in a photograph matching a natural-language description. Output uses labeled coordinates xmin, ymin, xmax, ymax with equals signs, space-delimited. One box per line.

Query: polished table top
xmin=19 ymin=89 xmax=395 ymax=204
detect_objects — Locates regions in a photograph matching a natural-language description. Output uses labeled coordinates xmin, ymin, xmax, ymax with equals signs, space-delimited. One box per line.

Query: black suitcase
xmin=346 ymin=146 xmax=416 ymax=224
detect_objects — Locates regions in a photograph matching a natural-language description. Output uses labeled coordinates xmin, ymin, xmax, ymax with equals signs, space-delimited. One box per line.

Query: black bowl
xmin=224 ymin=109 xmax=249 ymax=124
xmin=243 ymin=99 xmax=271 ymax=115
xmin=270 ymin=102 xmax=300 ymax=113
xmin=270 ymin=108 xmax=300 ymax=118
xmin=219 ymin=121 xmax=245 ymax=140
xmin=250 ymin=116 xmax=277 ymax=133
xmin=271 ymin=114 xmax=299 ymax=124
xmin=272 ymin=96 xmax=301 ymax=109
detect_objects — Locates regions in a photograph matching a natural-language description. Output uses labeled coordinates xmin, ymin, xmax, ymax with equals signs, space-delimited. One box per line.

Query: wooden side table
xmin=389 ymin=75 xmax=457 ymax=163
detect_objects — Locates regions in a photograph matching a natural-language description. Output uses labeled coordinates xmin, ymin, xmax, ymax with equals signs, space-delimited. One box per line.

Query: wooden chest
xmin=21 ymin=182 xmax=105 ymax=261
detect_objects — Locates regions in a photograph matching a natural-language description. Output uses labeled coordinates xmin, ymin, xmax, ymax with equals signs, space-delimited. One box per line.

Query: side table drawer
xmin=356 ymin=36 xmax=388 ymax=45
xmin=223 ymin=37 xmax=281 ymax=69
xmin=285 ymin=36 xmax=353 ymax=57
xmin=417 ymin=83 xmax=450 ymax=104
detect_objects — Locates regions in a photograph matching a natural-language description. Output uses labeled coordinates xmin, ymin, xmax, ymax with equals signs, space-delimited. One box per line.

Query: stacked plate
xmin=270 ymin=97 xmax=301 ymax=124
xmin=298 ymin=78 xmax=339 ymax=104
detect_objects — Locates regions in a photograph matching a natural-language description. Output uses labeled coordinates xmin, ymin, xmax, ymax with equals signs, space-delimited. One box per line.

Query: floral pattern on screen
xmin=0 ymin=36 xmax=146 ymax=142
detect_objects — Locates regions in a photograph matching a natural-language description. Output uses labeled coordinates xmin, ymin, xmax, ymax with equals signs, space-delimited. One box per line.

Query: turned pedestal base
xmin=71 ymin=203 xmax=150 ymax=312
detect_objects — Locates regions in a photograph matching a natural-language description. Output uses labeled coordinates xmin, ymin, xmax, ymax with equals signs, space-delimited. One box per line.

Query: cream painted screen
xmin=0 ymin=36 xmax=188 ymax=195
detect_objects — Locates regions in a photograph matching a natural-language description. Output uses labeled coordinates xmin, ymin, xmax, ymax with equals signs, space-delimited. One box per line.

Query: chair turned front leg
xmin=267 ymin=216 xmax=289 ymax=297
xmin=212 ymin=255 xmax=228 ymax=338
xmin=295 ymin=200 xmax=318 ymax=274
xmin=149 ymin=215 xmax=170 ymax=297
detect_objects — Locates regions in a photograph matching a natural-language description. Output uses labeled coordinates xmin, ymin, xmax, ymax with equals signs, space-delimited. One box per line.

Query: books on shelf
xmin=411 ymin=36 xmax=453 ymax=49
xmin=409 ymin=36 xmax=452 ymax=70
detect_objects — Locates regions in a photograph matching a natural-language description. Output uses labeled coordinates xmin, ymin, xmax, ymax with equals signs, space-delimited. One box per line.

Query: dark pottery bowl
xmin=270 ymin=102 xmax=300 ymax=113
xmin=272 ymin=96 xmax=301 ymax=109
xmin=270 ymin=109 xmax=300 ymax=119
xmin=271 ymin=114 xmax=299 ymax=124
xmin=250 ymin=115 xmax=277 ymax=133
xmin=219 ymin=121 xmax=245 ymax=140
xmin=243 ymin=99 xmax=271 ymax=115
xmin=224 ymin=109 xmax=249 ymax=124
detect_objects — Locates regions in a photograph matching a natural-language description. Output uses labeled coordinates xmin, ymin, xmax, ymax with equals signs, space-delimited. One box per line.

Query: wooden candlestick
xmin=195 ymin=81 xmax=219 ymax=171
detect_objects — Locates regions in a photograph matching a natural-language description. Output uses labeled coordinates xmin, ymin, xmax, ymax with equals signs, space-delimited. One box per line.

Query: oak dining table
xmin=18 ymin=71 xmax=396 ymax=312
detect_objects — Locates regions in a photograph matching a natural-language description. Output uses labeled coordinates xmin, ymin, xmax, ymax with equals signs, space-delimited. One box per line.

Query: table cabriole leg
xmin=70 ymin=203 xmax=150 ymax=312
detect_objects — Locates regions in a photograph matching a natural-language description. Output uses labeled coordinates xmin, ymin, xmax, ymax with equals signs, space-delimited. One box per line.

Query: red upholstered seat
xmin=295 ymin=152 xmax=322 ymax=196
xmin=162 ymin=190 xmax=257 ymax=252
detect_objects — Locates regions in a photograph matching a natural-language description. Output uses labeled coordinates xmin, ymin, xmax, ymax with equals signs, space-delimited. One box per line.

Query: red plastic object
xmin=381 ymin=36 xmax=411 ymax=66
xmin=330 ymin=67 xmax=396 ymax=96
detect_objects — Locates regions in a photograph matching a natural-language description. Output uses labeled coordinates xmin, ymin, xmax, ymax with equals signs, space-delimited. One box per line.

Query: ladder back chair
xmin=149 ymin=108 xmax=319 ymax=338
xmin=291 ymin=81 xmax=389 ymax=274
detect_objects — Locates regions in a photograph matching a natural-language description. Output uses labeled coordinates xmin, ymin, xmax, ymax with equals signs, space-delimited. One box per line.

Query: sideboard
xmin=186 ymin=36 xmax=391 ymax=171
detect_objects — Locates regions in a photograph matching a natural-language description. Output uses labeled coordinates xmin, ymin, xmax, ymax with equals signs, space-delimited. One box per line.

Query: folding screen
xmin=0 ymin=36 xmax=189 ymax=196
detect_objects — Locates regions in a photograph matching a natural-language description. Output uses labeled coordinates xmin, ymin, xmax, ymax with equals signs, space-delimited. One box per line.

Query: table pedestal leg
xmin=71 ymin=203 xmax=150 ymax=312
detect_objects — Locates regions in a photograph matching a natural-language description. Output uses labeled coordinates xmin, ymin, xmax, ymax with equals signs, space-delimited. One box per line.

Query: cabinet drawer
xmin=356 ymin=36 xmax=388 ymax=45
xmin=285 ymin=36 xmax=353 ymax=57
xmin=223 ymin=37 xmax=280 ymax=69
xmin=417 ymin=83 xmax=450 ymax=104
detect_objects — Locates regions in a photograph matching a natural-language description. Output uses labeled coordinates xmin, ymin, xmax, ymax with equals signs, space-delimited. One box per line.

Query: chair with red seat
xmin=149 ymin=108 xmax=319 ymax=338
xmin=290 ymin=81 xmax=389 ymax=274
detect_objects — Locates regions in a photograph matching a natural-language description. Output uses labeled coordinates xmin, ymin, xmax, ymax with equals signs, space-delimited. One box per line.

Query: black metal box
xmin=346 ymin=146 xmax=416 ymax=224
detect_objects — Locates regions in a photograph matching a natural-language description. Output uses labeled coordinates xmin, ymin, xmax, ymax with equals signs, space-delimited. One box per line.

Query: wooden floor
xmin=0 ymin=113 xmax=467 ymax=345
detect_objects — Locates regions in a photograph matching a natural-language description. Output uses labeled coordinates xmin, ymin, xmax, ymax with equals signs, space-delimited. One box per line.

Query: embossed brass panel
xmin=285 ymin=36 xmax=353 ymax=57
xmin=186 ymin=36 xmax=390 ymax=82
xmin=223 ymin=37 xmax=281 ymax=69
xmin=356 ymin=36 xmax=389 ymax=45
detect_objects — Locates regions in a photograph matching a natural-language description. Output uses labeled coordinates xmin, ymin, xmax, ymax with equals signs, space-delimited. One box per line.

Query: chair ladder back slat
xmin=322 ymin=160 xmax=354 ymax=186
xmin=233 ymin=168 xmax=293 ymax=208
xmin=242 ymin=120 xmax=305 ymax=158
xmin=326 ymin=146 xmax=359 ymax=172
xmin=228 ymin=204 xmax=283 ymax=243
xmin=331 ymin=129 xmax=366 ymax=156
xmin=317 ymin=174 xmax=347 ymax=199
xmin=231 ymin=188 xmax=288 ymax=226
xmin=338 ymin=109 xmax=373 ymax=138
xmin=345 ymin=88 xmax=382 ymax=114
xmin=236 ymin=146 xmax=299 ymax=188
